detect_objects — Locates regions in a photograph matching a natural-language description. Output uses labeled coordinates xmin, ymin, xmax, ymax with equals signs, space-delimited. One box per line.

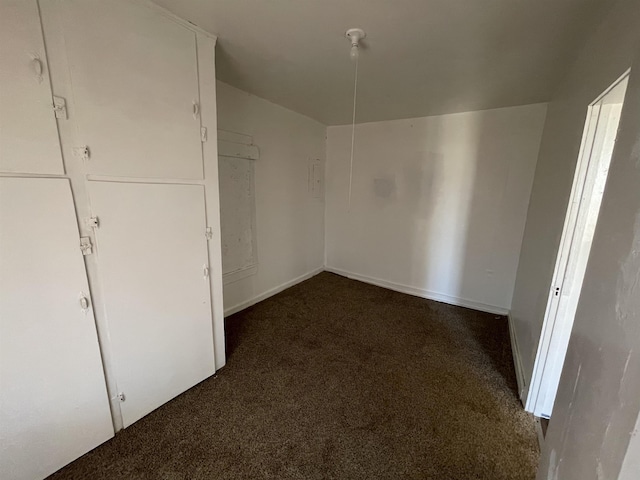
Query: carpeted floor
xmin=49 ymin=272 xmax=539 ymax=480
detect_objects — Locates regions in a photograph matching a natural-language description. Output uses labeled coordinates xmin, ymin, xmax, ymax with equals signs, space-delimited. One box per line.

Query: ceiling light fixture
xmin=346 ymin=28 xmax=366 ymax=62
xmin=345 ymin=28 xmax=366 ymax=210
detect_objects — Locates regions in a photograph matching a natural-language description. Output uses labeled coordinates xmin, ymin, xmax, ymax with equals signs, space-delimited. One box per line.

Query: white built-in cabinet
xmin=0 ymin=1 xmax=224 ymax=479
xmin=0 ymin=0 xmax=64 ymax=174
xmin=0 ymin=177 xmax=114 ymax=480
xmin=88 ymin=181 xmax=215 ymax=428
xmin=58 ymin=0 xmax=205 ymax=179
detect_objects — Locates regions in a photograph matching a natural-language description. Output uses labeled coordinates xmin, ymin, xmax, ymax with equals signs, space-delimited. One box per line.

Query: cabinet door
xmin=0 ymin=0 xmax=64 ymax=174
xmin=0 ymin=178 xmax=113 ymax=480
xmin=56 ymin=0 xmax=203 ymax=179
xmin=89 ymin=181 xmax=215 ymax=427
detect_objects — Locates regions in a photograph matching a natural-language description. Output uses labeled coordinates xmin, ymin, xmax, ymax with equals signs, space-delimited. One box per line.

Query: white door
xmin=0 ymin=177 xmax=113 ymax=480
xmin=0 ymin=0 xmax=64 ymax=174
xmin=88 ymin=181 xmax=214 ymax=427
xmin=527 ymin=74 xmax=629 ymax=418
xmin=56 ymin=0 xmax=203 ymax=179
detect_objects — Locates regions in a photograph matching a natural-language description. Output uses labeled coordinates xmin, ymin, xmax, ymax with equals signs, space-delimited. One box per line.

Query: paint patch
xmin=548 ymin=449 xmax=558 ymax=480
xmin=631 ymin=139 xmax=640 ymax=168
xmin=373 ymin=178 xmax=395 ymax=199
xmin=615 ymin=213 xmax=640 ymax=325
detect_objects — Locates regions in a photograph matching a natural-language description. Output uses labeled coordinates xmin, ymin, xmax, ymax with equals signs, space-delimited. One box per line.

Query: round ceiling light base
xmin=345 ymin=28 xmax=366 ymax=45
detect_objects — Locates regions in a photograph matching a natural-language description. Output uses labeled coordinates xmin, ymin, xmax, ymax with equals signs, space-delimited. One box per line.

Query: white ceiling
xmin=153 ymin=0 xmax=610 ymax=125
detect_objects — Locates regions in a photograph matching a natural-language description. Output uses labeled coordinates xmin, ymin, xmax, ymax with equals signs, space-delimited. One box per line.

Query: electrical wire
xmin=348 ymin=53 xmax=359 ymax=211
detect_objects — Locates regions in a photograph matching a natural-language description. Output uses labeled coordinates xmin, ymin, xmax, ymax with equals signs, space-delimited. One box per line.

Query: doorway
xmin=526 ymin=71 xmax=630 ymax=419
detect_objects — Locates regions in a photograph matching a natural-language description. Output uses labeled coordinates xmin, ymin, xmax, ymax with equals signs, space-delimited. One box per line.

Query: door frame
xmin=526 ymin=69 xmax=630 ymax=418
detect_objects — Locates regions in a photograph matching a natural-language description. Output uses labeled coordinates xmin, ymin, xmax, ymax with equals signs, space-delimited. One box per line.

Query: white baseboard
xmin=224 ymin=267 xmax=324 ymax=316
xmin=508 ymin=314 xmax=528 ymax=403
xmin=324 ymin=266 xmax=510 ymax=315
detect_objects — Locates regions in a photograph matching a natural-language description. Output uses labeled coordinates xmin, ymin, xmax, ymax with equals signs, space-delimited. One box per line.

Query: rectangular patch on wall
xmin=218 ymin=130 xmax=259 ymax=282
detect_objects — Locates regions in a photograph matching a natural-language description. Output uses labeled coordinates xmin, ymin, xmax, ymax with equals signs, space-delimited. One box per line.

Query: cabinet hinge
xmin=117 ymin=392 xmax=126 ymax=402
xmin=86 ymin=217 xmax=99 ymax=229
xmin=203 ymin=265 xmax=210 ymax=278
xmin=53 ymin=96 xmax=67 ymax=119
xmin=80 ymin=236 xmax=93 ymax=255
xmin=74 ymin=146 xmax=90 ymax=161
xmin=205 ymin=227 xmax=213 ymax=240
xmin=201 ymin=127 xmax=208 ymax=142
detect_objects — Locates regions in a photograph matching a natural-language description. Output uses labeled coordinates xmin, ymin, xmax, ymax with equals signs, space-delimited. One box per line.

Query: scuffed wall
xmin=538 ymin=65 xmax=640 ymax=480
xmin=510 ymin=0 xmax=640 ymax=402
xmin=513 ymin=0 xmax=640 ymax=478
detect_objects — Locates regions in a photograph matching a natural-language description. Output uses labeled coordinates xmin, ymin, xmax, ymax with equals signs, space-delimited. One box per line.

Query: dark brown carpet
xmin=49 ymin=272 xmax=539 ymax=480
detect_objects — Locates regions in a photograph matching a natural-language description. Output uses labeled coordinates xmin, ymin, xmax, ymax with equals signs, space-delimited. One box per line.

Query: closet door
xmin=56 ymin=0 xmax=203 ymax=179
xmin=0 ymin=178 xmax=113 ymax=480
xmin=0 ymin=0 xmax=64 ymax=174
xmin=89 ymin=181 xmax=214 ymax=427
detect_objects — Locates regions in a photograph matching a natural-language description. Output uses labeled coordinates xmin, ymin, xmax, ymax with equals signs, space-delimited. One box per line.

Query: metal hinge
xmin=86 ymin=217 xmax=99 ymax=229
xmin=74 ymin=146 xmax=90 ymax=161
xmin=117 ymin=392 xmax=126 ymax=402
xmin=53 ymin=96 xmax=67 ymax=119
xmin=205 ymin=227 xmax=213 ymax=240
xmin=203 ymin=265 xmax=210 ymax=278
xmin=201 ymin=127 xmax=208 ymax=142
xmin=80 ymin=236 xmax=93 ymax=255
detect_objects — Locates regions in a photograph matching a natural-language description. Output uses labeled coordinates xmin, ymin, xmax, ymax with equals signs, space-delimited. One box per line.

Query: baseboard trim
xmin=224 ymin=267 xmax=324 ymax=316
xmin=324 ymin=266 xmax=509 ymax=316
xmin=508 ymin=314 xmax=527 ymax=403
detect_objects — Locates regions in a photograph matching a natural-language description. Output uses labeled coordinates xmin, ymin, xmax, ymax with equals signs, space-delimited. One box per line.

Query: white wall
xmin=510 ymin=0 xmax=638 ymax=405
xmin=503 ymin=0 xmax=640 ymax=478
xmin=216 ymin=81 xmax=326 ymax=315
xmin=325 ymin=104 xmax=547 ymax=313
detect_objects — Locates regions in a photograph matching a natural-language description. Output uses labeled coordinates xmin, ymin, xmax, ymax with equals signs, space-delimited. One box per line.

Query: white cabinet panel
xmin=89 ymin=181 xmax=214 ymax=427
xmin=0 ymin=178 xmax=113 ymax=480
xmin=0 ymin=0 xmax=64 ymax=174
xmin=57 ymin=0 xmax=203 ymax=179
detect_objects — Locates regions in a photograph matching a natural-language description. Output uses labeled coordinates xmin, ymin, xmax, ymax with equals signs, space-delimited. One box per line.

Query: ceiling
xmin=152 ymin=0 xmax=610 ymax=125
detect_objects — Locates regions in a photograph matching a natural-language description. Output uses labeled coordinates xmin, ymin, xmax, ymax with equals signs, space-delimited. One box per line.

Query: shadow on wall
xmin=324 ymin=103 xmax=547 ymax=313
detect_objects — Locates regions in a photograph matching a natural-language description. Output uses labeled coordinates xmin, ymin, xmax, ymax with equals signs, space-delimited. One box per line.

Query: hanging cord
xmin=348 ymin=54 xmax=359 ymax=211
